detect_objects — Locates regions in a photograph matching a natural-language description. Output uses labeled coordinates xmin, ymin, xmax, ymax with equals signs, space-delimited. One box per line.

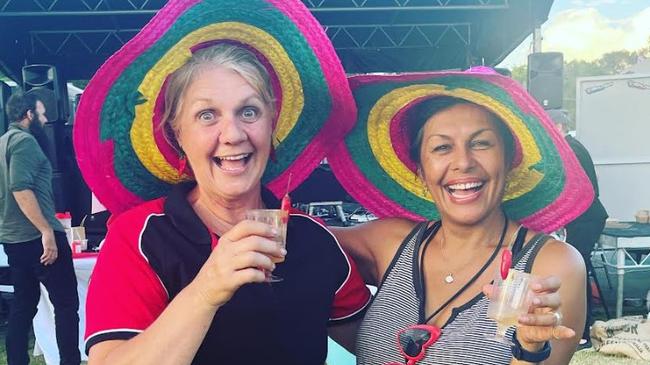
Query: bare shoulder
xmin=532 ymin=236 xmax=586 ymax=277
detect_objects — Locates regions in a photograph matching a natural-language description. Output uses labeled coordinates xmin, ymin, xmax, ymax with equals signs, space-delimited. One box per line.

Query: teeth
xmin=448 ymin=182 xmax=483 ymax=190
xmin=217 ymin=153 xmax=250 ymax=161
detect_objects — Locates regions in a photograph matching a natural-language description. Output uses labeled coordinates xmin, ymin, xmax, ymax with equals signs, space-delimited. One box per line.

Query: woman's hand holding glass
xmin=244 ymin=209 xmax=288 ymax=282
xmin=191 ymin=220 xmax=286 ymax=308
xmin=483 ymin=275 xmax=575 ymax=350
xmin=486 ymin=269 xmax=535 ymax=344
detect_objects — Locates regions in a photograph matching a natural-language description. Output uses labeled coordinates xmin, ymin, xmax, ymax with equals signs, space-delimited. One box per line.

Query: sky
xmin=498 ymin=0 xmax=650 ymax=68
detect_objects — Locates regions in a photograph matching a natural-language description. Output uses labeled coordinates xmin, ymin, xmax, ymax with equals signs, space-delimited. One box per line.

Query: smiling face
xmin=418 ymin=103 xmax=509 ymax=226
xmin=174 ymin=65 xmax=273 ymax=202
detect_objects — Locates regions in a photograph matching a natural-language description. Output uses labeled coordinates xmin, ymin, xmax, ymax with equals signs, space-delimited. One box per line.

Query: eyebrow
xmin=188 ymin=94 xmax=264 ymax=108
xmin=425 ymin=127 xmax=495 ymax=142
xmin=422 ymin=128 xmax=497 ymax=142
xmin=469 ymin=128 xmax=495 ymax=139
xmin=241 ymin=95 xmax=264 ymax=105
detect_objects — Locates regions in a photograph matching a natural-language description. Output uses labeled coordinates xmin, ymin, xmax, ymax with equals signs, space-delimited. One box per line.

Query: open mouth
xmin=212 ymin=153 xmax=252 ymax=171
xmin=445 ymin=181 xmax=485 ymax=199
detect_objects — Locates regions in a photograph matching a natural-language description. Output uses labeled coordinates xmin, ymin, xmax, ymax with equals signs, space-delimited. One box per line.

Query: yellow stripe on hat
xmin=131 ymin=22 xmax=304 ymax=183
xmin=367 ymin=84 xmax=543 ymax=201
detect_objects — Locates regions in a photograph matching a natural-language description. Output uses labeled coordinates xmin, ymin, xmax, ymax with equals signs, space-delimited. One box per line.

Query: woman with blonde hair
xmin=74 ymin=1 xmax=370 ymax=364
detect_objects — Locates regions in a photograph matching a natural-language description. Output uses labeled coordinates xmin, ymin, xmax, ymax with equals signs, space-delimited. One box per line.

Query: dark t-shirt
xmin=85 ymin=183 xmax=371 ymax=364
xmin=565 ymin=135 xmax=608 ymax=225
xmin=0 ymin=124 xmax=64 ymax=243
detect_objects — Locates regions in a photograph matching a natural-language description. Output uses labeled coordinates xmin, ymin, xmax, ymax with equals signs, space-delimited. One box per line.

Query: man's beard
xmin=29 ymin=120 xmax=51 ymax=157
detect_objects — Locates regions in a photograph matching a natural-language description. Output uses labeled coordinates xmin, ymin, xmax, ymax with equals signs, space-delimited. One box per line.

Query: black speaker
xmin=52 ymin=171 xmax=68 ymax=213
xmin=0 ymin=81 xmax=11 ymax=133
xmin=527 ymin=52 xmax=563 ymax=110
xmin=22 ymin=64 xmax=68 ymax=122
xmin=61 ymin=124 xmax=91 ymax=222
xmin=41 ymin=121 xmax=65 ymax=171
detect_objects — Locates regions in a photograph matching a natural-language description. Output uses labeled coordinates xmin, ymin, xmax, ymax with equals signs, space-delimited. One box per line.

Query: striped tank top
xmin=356 ymin=223 xmax=551 ymax=365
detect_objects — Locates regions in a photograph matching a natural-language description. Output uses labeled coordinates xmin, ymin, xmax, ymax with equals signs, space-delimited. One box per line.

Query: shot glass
xmin=244 ymin=209 xmax=288 ymax=282
xmin=486 ymin=269 xmax=534 ymax=343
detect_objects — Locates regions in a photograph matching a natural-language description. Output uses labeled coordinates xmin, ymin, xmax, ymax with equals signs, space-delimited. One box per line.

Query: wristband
xmin=511 ymin=329 xmax=551 ymax=362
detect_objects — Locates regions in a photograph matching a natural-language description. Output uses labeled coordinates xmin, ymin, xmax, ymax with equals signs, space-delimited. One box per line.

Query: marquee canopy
xmin=0 ymin=0 xmax=552 ymax=83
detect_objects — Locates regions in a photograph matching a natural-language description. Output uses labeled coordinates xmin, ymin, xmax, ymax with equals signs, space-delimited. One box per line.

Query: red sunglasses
xmin=386 ymin=324 xmax=441 ymax=365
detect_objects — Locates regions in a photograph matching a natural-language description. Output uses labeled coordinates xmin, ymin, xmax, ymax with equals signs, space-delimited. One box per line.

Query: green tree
xmin=597 ymin=50 xmax=638 ymax=74
xmin=511 ymin=64 xmax=527 ymax=86
xmin=70 ymin=80 xmax=89 ymax=90
xmin=562 ymin=59 xmax=608 ymax=126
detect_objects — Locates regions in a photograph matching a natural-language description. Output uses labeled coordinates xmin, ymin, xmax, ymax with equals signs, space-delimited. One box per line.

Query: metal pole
xmin=532 ymin=26 xmax=542 ymax=53
xmin=0 ymin=4 xmax=509 ymax=17
xmin=0 ymin=10 xmax=156 ymax=16
xmin=616 ymin=248 xmax=625 ymax=317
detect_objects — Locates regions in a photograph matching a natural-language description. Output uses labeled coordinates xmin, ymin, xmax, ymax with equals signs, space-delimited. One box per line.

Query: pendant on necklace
xmin=444 ymin=273 xmax=454 ymax=284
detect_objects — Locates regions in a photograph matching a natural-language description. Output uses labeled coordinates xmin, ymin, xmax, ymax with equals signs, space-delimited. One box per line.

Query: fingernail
xmin=271 ymin=228 xmax=279 ymax=236
xmin=280 ymin=248 xmax=287 ymax=256
xmin=532 ymin=283 xmax=542 ymax=291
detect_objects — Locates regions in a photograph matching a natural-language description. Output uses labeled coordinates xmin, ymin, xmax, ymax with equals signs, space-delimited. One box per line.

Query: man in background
xmin=548 ymin=108 xmax=609 ymax=347
xmin=0 ymin=92 xmax=80 ymax=365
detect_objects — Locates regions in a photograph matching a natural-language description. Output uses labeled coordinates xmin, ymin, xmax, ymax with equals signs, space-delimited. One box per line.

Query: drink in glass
xmin=486 ymin=269 xmax=533 ymax=343
xmin=244 ymin=209 xmax=288 ymax=281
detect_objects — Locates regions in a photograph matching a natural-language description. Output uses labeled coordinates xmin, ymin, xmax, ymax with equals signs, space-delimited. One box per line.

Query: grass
xmin=0 ymin=324 xmax=46 ymax=365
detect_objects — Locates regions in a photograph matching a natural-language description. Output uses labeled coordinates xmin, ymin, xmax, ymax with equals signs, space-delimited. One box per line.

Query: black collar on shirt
xmin=163 ymin=181 xmax=281 ymax=246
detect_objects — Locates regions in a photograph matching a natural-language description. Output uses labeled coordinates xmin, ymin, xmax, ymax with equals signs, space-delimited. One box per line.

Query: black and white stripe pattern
xmin=356 ymin=224 xmax=549 ymax=365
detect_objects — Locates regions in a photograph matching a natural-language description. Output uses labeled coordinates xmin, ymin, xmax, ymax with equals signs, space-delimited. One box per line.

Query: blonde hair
xmin=161 ymin=43 xmax=275 ymax=152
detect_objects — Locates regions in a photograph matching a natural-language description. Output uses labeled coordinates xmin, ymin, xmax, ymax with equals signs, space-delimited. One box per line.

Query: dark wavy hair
xmin=5 ymin=91 xmax=51 ymax=156
xmin=5 ymin=91 xmax=38 ymax=123
xmin=406 ymin=96 xmax=515 ymax=168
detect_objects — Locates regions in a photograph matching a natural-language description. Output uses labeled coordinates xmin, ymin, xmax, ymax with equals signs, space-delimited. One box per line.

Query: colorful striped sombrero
xmin=73 ymin=0 xmax=356 ymax=214
xmin=328 ymin=67 xmax=593 ymax=233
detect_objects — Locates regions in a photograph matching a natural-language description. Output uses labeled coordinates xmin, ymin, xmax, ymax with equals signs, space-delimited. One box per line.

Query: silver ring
xmin=552 ymin=311 xmax=562 ymax=326
xmin=552 ymin=326 xmax=562 ymax=340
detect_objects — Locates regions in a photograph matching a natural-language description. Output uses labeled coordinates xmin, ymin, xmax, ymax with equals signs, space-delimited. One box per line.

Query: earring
xmin=177 ymin=154 xmax=193 ymax=178
xmin=421 ymin=184 xmax=434 ymax=203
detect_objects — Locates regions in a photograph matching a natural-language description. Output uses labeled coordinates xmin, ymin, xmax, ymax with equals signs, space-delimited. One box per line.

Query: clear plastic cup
xmin=486 ymin=269 xmax=534 ymax=343
xmin=244 ymin=209 xmax=288 ymax=282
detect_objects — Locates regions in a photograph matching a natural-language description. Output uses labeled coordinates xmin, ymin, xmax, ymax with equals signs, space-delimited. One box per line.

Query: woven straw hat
xmin=328 ymin=67 xmax=593 ymax=233
xmin=74 ymin=0 xmax=356 ymax=214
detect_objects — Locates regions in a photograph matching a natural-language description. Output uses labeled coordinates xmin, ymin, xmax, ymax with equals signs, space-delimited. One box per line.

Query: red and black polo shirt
xmin=85 ymin=182 xmax=371 ymax=364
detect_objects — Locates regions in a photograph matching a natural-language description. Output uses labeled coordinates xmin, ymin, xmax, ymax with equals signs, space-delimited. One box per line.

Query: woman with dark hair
xmin=329 ymin=69 xmax=591 ymax=364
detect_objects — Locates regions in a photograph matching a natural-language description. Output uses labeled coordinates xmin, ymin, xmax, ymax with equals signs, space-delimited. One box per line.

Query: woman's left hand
xmin=483 ymin=275 xmax=575 ymax=350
